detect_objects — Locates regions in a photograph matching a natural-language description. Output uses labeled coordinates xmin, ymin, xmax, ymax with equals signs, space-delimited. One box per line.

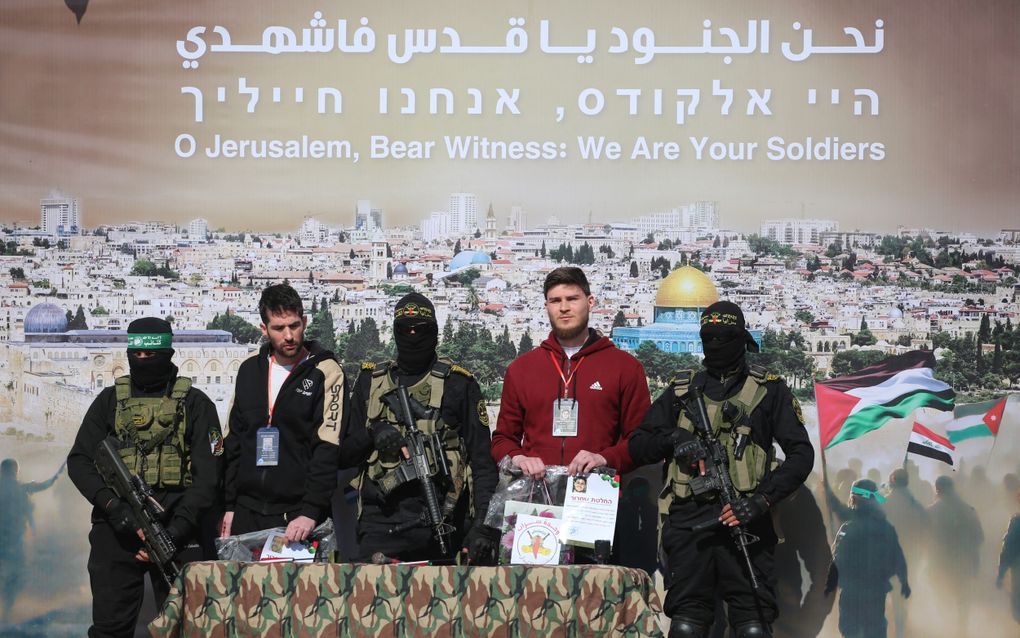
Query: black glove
xmin=730 ymin=493 xmax=769 ymax=524
xmin=672 ymin=437 xmax=705 ymax=468
xmin=463 ymin=524 xmax=500 ymax=565
xmin=370 ymin=421 xmax=407 ymax=456
xmin=105 ymin=498 xmax=136 ymax=534
xmin=900 ymin=581 xmax=911 ymax=599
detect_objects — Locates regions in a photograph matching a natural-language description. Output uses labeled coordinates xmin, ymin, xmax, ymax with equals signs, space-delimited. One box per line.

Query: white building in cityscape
xmin=300 ymin=216 xmax=326 ymax=245
xmin=819 ymin=230 xmax=880 ymax=249
xmin=683 ymin=201 xmax=719 ymax=229
xmin=188 ymin=218 xmax=209 ymax=242
xmin=761 ymin=218 xmax=839 ymax=246
xmin=40 ymin=190 xmax=80 ymax=236
xmin=634 ymin=201 xmax=719 ymax=238
xmin=449 ymin=192 xmax=478 ymax=234
xmin=421 ymin=211 xmax=452 ymax=243
xmin=355 ymin=199 xmax=383 ymax=232
xmin=509 ymin=205 xmax=527 ymax=232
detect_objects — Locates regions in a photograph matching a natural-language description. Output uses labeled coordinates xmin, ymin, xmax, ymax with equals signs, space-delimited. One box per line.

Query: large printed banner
xmin=1 ymin=2 xmax=1019 ymax=636
xmin=2 ymin=0 xmax=1015 ymax=229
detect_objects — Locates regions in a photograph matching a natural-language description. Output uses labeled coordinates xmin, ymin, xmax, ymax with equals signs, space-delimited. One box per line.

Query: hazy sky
xmin=1 ymin=0 xmax=1017 ymax=232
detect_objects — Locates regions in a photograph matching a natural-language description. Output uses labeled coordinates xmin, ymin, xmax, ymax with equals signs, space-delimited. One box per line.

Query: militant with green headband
xmin=127 ymin=333 xmax=173 ymax=350
xmin=850 ymin=480 xmax=886 ymax=504
xmin=116 ymin=317 xmax=191 ymax=489
xmin=126 ymin=317 xmax=174 ymax=350
xmin=126 ymin=317 xmax=177 ymax=392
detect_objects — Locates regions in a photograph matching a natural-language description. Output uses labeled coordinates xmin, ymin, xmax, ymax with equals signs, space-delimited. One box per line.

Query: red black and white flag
xmin=906 ymin=422 xmax=956 ymax=467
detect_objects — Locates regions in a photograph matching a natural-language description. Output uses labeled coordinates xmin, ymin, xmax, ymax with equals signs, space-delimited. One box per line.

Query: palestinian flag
xmin=945 ymin=398 xmax=1007 ymax=444
xmin=907 ymin=422 xmax=955 ymax=466
xmin=816 ymin=350 xmax=955 ymax=449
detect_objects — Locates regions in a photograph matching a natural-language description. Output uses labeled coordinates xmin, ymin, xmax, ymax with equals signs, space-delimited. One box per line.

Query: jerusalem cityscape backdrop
xmin=4 ymin=191 xmax=1018 ymax=434
xmin=1 ymin=191 xmax=1019 ymax=635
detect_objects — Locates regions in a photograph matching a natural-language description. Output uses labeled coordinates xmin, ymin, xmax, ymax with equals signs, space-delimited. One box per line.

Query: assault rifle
xmin=94 ymin=437 xmax=180 ymax=587
xmin=675 ymin=386 xmax=762 ymax=591
xmin=382 ymin=386 xmax=454 ymax=554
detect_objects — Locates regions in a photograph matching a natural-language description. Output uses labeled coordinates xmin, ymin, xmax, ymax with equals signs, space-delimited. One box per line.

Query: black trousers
xmin=86 ymin=522 xmax=173 ymax=638
xmin=662 ymin=515 xmax=777 ymax=628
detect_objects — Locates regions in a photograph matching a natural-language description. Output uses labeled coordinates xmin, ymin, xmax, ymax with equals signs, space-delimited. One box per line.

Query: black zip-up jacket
xmin=67 ymin=368 xmax=223 ymax=543
xmin=224 ymin=340 xmax=346 ymax=522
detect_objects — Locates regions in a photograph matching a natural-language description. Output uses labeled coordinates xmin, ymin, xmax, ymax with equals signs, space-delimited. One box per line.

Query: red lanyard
xmin=548 ymin=351 xmax=585 ymax=399
xmin=267 ymin=349 xmax=307 ymax=425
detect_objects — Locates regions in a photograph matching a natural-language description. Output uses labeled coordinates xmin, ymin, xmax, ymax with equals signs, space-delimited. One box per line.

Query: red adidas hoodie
xmin=491 ymin=330 xmax=651 ymax=474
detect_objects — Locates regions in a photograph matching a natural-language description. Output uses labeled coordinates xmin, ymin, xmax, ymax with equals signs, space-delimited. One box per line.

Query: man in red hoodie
xmin=491 ymin=267 xmax=650 ymax=478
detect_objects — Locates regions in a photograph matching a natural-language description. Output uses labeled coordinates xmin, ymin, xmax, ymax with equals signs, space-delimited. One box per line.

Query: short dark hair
xmin=258 ymin=283 xmax=304 ymax=323
xmin=543 ymin=267 xmax=591 ymax=298
xmin=889 ymin=468 xmax=909 ymax=488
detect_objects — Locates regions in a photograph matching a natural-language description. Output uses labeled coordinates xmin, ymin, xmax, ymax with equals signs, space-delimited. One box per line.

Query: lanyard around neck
xmin=548 ymin=351 xmax=585 ymax=399
xmin=267 ymin=349 xmax=307 ymax=424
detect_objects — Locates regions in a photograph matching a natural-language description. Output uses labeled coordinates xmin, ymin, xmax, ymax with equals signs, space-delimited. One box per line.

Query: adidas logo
xmin=589 ymin=381 xmax=603 ymax=391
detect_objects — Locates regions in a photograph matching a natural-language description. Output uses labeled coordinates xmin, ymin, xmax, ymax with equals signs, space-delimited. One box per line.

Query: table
xmin=149 ymin=561 xmax=664 ymax=637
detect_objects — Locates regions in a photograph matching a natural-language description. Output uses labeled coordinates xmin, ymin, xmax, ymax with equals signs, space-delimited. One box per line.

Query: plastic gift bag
xmin=485 ymin=457 xmax=575 ymax=565
xmin=215 ymin=517 xmax=337 ymax=563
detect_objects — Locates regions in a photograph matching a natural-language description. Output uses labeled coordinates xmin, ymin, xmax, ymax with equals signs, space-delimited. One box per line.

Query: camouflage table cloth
xmin=149 ymin=561 xmax=664 ymax=637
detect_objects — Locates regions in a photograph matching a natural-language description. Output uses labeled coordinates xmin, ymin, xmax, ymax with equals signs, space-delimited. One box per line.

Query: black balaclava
xmin=699 ymin=301 xmax=759 ymax=375
xmin=393 ymin=293 xmax=439 ymax=375
xmin=126 ymin=317 xmax=177 ymax=392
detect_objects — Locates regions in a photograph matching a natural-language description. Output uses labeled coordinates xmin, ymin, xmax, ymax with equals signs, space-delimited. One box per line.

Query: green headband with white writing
xmin=850 ymin=485 xmax=886 ymax=504
xmin=127 ymin=333 xmax=173 ymax=350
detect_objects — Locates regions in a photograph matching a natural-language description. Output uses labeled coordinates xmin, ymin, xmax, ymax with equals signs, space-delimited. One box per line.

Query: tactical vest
xmin=113 ymin=376 xmax=192 ymax=489
xmin=658 ymin=366 xmax=774 ymax=520
xmin=361 ymin=358 xmax=471 ymax=518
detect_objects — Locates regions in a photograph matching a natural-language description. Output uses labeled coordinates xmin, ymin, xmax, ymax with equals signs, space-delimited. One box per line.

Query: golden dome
xmin=655 ymin=266 xmax=719 ymax=308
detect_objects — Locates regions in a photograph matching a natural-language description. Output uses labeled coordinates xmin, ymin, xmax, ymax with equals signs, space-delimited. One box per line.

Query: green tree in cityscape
xmin=207 ymin=312 xmax=262 ymax=344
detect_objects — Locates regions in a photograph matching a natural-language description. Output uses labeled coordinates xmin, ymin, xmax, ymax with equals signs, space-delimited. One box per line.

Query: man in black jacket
xmin=68 ymin=317 xmax=223 ymax=638
xmin=220 ymin=283 xmax=346 ymax=543
xmin=339 ymin=293 xmax=499 ymax=563
xmin=628 ymin=301 xmax=814 ymax=638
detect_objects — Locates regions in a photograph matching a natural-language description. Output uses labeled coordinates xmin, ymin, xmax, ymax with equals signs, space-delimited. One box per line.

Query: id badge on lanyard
xmin=552 ymin=398 xmax=579 ymax=437
xmin=256 ymin=426 xmax=280 ymax=466
xmin=549 ymin=352 xmax=584 ymax=438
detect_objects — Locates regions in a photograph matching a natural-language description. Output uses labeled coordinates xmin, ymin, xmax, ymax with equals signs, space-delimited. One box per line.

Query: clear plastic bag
xmin=214 ymin=517 xmax=337 ymax=563
xmin=484 ymin=458 xmax=578 ymax=565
